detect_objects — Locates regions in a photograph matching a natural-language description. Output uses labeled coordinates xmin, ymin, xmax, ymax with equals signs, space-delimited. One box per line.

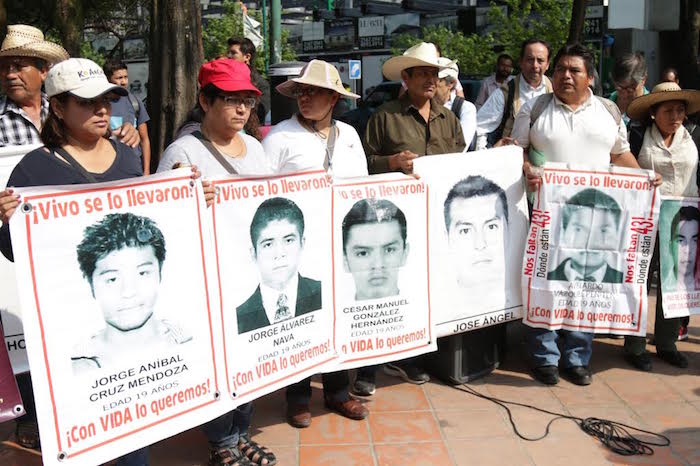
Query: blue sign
xmin=349 ymin=60 xmax=361 ymax=80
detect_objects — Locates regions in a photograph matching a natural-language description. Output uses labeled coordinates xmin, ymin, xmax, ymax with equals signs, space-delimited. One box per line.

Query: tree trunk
xmin=659 ymin=0 xmax=700 ymax=89
xmin=149 ymin=0 xmax=203 ymax=169
xmin=567 ymin=0 xmax=587 ymax=44
xmin=54 ymin=0 xmax=84 ymax=57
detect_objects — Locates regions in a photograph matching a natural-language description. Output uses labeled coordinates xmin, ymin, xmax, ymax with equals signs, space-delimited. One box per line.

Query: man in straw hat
xmin=0 ymin=24 xmax=140 ymax=148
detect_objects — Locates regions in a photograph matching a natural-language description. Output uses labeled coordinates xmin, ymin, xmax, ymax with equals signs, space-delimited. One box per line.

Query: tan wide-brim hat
xmin=276 ymin=59 xmax=360 ymax=99
xmin=382 ymin=42 xmax=444 ymax=81
xmin=437 ymin=57 xmax=458 ymax=80
xmin=627 ymin=82 xmax=700 ymax=120
xmin=0 ymin=25 xmax=69 ymax=64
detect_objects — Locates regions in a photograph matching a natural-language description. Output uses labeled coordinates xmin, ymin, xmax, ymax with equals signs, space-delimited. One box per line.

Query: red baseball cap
xmin=197 ymin=59 xmax=261 ymax=95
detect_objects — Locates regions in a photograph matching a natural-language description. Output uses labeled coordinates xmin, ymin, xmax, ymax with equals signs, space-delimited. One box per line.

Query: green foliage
xmin=392 ymin=0 xmax=572 ymax=76
xmin=79 ymin=41 xmax=106 ymax=66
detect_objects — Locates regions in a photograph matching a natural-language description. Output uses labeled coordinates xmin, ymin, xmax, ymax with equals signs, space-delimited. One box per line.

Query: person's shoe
xmin=383 ymin=363 xmax=430 ymax=384
xmin=563 ymin=366 xmax=592 ymax=386
xmin=209 ymin=446 xmax=255 ymax=466
xmin=237 ymin=434 xmax=277 ymax=466
xmin=624 ymin=352 xmax=652 ymax=372
xmin=531 ymin=365 xmax=559 ymax=385
xmin=657 ymin=350 xmax=689 ymax=368
xmin=352 ymin=378 xmax=376 ymax=396
xmin=678 ymin=324 xmax=689 ymax=341
xmin=286 ymin=403 xmax=311 ymax=428
xmin=324 ymin=398 xmax=369 ymax=420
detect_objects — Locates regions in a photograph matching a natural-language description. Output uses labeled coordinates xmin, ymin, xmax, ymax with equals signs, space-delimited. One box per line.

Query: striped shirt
xmin=0 ymin=93 xmax=48 ymax=147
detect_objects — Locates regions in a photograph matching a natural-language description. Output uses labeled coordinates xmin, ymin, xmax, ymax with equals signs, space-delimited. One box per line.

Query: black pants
xmin=286 ymin=370 xmax=349 ymax=404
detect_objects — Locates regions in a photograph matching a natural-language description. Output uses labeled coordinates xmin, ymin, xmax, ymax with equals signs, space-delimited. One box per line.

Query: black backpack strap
xmin=191 ymin=131 xmax=239 ymax=175
xmin=487 ymin=79 xmax=516 ymax=147
xmin=529 ymin=94 xmax=554 ymax=127
xmin=451 ymin=96 xmax=465 ymax=117
xmin=53 ymin=147 xmax=98 ymax=183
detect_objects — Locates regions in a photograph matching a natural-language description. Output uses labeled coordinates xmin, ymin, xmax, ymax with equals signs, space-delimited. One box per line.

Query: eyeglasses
xmin=0 ymin=59 xmax=37 ymax=74
xmin=218 ymin=95 xmax=257 ymax=108
xmin=613 ymin=81 xmax=640 ymax=93
xmin=291 ymin=86 xmax=326 ymax=98
xmin=73 ymin=95 xmax=118 ymax=109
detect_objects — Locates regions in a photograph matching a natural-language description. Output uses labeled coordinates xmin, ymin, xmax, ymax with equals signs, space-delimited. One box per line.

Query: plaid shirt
xmin=0 ymin=93 xmax=48 ymax=147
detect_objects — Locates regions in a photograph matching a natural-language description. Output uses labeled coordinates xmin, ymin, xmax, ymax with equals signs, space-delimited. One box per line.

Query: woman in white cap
xmin=0 ymin=58 xmax=210 ymax=465
xmin=622 ymin=82 xmax=700 ymax=372
xmin=263 ymin=59 xmax=368 ymax=177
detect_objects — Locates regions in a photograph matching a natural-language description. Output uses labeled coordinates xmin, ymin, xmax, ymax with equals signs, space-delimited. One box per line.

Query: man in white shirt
xmin=513 ymin=43 xmax=657 ymax=388
xmin=476 ymin=39 xmax=552 ymax=150
xmin=435 ymin=58 xmax=476 ymax=150
xmin=474 ymin=53 xmax=514 ymax=110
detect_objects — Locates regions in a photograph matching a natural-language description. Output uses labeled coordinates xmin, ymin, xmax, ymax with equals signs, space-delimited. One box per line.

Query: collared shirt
xmin=0 ymin=93 xmax=49 ymax=147
xmin=260 ymin=274 xmax=299 ymax=325
xmin=443 ymin=94 xmax=476 ymax=151
xmin=563 ymin=260 xmax=606 ymax=283
xmin=363 ymin=93 xmax=466 ymax=174
xmin=474 ymin=73 xmax=514 ymax=109
xmin=475 ymin=74 xmax=550 ymax=149
xmin=638 ymin=123 xmax=698 ymax=197
xmin=511 ymin=89 xmax=630 ymax=169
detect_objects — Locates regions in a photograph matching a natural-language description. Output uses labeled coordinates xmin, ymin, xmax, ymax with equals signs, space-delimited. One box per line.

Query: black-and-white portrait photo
xmin=660 ymin=202 xmax=700 ymax=293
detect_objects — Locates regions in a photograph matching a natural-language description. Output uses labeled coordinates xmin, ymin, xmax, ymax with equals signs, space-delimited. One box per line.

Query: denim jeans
xmin=286 ymin=370 xmax=350 ymax=404
xmin=526 ymin=328 xmax=593 ymax=368
xmin=200 ymin=402 xmax=253 ymax=448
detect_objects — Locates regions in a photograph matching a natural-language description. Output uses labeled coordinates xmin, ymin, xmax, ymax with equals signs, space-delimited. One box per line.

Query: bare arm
xmin=137 ymin=123 xmax=151 ymax=175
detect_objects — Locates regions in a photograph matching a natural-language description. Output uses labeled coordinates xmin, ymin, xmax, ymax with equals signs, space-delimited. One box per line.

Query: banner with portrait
xmin=522 ymin=164 xmax=659 ymax=335
xmin=10 ymin=171 xmax=225 ymax=466
xmin=210 ymin=170 xmax=336 ymax=406
xmin=332 ymin=174 xmax=435 ymax=369
xmin=414 ymin=147 xmax=529 ymax=338
xmin=0 ymin=144 xmax=41 ymax=374
xmin=658 ymin=196 xmax=700 ymax=318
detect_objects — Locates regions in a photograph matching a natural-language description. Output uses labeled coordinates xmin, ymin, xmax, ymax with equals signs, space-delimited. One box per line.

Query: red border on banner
xmin=525 ymin=167 xmax=653 ymax=333
xmin=22 ymin=175 xmax=219 ymax=457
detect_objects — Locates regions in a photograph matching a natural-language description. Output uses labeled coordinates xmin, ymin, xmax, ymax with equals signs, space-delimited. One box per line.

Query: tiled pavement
xmin=2 ymin=293 xmax=698 ymax=465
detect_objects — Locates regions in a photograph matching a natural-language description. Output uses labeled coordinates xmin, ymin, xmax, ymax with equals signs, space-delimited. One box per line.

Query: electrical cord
xmin=455 ymin=383 xmax=670 ymax=456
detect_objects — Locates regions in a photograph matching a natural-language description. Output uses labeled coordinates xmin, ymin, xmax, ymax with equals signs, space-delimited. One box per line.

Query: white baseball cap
xmin=45 ymin=58 xmax=128 ymax=99
xmin=438 ymin=57 xmax=459 ymax=80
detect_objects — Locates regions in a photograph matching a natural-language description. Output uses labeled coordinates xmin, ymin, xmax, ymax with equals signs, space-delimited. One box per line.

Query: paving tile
xmin=486 ymin=376 xmax=567 ymax=412
xmin=550 ymin=377 xmax=623 ymax=407
xmin=374 ymin=441 xmax=450 ymax=466
xmin=435 ymin=409 xmax=511 ymax=438
xmin=448 ymin=437 xmax=533 ymax=466
xmin=148 ymin=427 xmax=208 ymax=465
xmin=655 ymin=370 xmax=700 ymax=402
xmin=565 ymin=405 xmax=648 ymax=431
xmin=522 ymin=432 xmax=612 ymax=466
xmin=631 ymin=402 xmax=700 ymax=431
xmin=603 ymin=373 xmax=684 ymax=406
xmin=265 ymin=446 xmax=298 ymax=466
xmin=249 ymin=411 xmax=299 ymax=447
xmin=595 ymin=442 xmax=687 ymax=466
xmin=299 ymin=445 xmax=372 ymax=466
xmin=423 ymin=380 xmax=501 ymax=412
xmin=366 ymin=381 xmax=430 ymax=412
xmin=299 ymin=411 xmax=369 ymax=445
xmin=496 ymin=405 xmax=582 ymax=439
xmin=369 ymin=412 xmax=441 ymax=444
xmin=666 ymin=430 xmax=700 ymax=465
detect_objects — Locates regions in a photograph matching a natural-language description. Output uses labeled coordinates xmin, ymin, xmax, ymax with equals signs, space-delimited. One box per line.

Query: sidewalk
xmin=2 ymin=294 xmax=698 ymax=465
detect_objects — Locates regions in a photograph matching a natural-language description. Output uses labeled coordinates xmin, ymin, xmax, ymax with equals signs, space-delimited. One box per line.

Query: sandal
xmin=208 ymin=446 xmax=255 ymax=466
xmin=237 ymin=434 xmax=277 ymax=466
xmin=15 ymin=418 xmax=40 ymax=450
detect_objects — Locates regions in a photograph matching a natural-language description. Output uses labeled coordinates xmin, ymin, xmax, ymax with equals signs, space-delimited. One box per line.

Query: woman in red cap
xmin=158 ymin=59 xmax=275 ymax=466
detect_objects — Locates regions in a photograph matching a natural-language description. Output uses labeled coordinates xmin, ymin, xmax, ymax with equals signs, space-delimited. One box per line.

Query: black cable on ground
xmin=454 ymin=383 xmax=670 ymax=456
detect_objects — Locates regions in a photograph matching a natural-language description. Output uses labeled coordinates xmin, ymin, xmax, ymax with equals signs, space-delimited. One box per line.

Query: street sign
xmin=349 ymin=60 xmax=361 ymax=80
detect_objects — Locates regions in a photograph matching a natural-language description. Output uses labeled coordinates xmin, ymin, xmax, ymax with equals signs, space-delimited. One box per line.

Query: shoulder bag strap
xmin=53 ymin=147 xmax=99 ymax=183
xmin=323 ymin=121 xmax=338 ymax=171
xmin=191 ymin=130 xmax=239 ymax=175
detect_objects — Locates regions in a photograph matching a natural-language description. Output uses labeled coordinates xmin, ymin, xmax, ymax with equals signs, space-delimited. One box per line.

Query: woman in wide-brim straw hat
xmin=264 ymin=59 xmax=368 ymax=177
xmin=0 ymin=24 xmax=69 ymax=64
xmin=622 ymin=81 xmax=700 ymax=373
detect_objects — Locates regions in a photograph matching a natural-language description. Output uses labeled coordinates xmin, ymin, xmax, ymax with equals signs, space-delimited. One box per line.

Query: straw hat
xmin=627 ymin=82 xmax=700 ymax=120
xmin=382 ymin=42 xmax=444 ymax=81
xmin=437 ymin=57 xmax=458 ymax=80
xmin=0 ymin=25 xmax=69 ymax=64
xmin=276 ymin=60 xmax=360 ymax=99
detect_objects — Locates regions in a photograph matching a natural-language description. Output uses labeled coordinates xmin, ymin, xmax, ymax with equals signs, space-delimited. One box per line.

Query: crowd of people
xmin=0 ymin=22 xmax=697 ymax=466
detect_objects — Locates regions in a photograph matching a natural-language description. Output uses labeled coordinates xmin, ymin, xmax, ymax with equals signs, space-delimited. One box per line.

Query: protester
xmin=435 ymin=57 xmax=476 ymax=150
xmin=397 ymin=42 xmax=465 ymax=100
xmin=361 ymin=42 xmax=464 ymax=390
xmin=227 ymin=37 xmax=270 ymax=124
xmin=660 ymin=66 xmax=680 ymax=85
xmin=609 ymin=52 xmax=648 ymax=128
xmin=263 ymin=59 xmax=369 ymax=428
xmin=476 ymin=39 xmax=552 ymax=149
xmin=103 ymin=60 xmax=152 ymax=174
xmin=0 ymin=25 xmax=139 ymax=149
xmin=158 ymin=58 xmax=275 ymax=466
xmin=512 ymin=43 xmax=660 ymax=387
xmin=474 ymin=53 xmax=514 ymax=109
xmin=621 ymin=82 xmax=700 ymax=371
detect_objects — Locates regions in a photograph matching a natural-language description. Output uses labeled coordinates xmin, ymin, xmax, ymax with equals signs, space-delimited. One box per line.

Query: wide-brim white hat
xmin=0 ymin=24 xmax=69 ymax=64
xmin=382 ymin=42 xmax=445 ymax=81
xmin=276 ymin=59 xmax=360 ymax=99
xmin=627 ymin=82 xmax=700 ymax=120
xmin=45 ymin=58 xmax=128 ymax=99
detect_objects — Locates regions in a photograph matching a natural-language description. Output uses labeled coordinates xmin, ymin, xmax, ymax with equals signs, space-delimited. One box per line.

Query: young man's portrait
xmin=342 ymin=198 xmax=409 ymax=301
xmin=548 ymin=188 xmax=624 ymax=284
xmin=236 ymin=197 xmax=322 ymax=334
xmin=664 ymin=205 xmax=700 ymax=291
xmin=444 ymin=175 xmax=509 ymax=292
xmin=71 ymin=213 xmax=191 ymax=374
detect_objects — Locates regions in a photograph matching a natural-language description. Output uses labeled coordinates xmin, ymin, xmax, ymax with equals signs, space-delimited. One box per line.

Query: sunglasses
xmin=218 ymin=95 xmax=257 ymax=109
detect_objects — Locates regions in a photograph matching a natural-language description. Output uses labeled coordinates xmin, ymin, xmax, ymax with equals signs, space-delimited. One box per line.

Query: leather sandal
xmin=237 ymin=434 xmax=277 ymax=466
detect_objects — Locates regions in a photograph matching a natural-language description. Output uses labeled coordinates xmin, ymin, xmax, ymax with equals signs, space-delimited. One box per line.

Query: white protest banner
xmin=414 ymin=147 xmax=529 ymax=337
xmin=658 ymin=196 xmax=700 ymax=318
xmin=211 ymin=170 xmax=336 ymax=405
xmin=332 ymin=174 xmax=435 ymax=369
xmin=10 ymin=170 xmax=225 ymax=466
xmin=0 ymin=144 xmax=41 ymax=374
xmin=523 ymin=164 xmax=659 ymax=335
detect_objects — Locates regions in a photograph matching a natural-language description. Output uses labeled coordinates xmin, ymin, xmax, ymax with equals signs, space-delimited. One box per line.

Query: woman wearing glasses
xmin=263 ymin=59 xmax=368 ymax=177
